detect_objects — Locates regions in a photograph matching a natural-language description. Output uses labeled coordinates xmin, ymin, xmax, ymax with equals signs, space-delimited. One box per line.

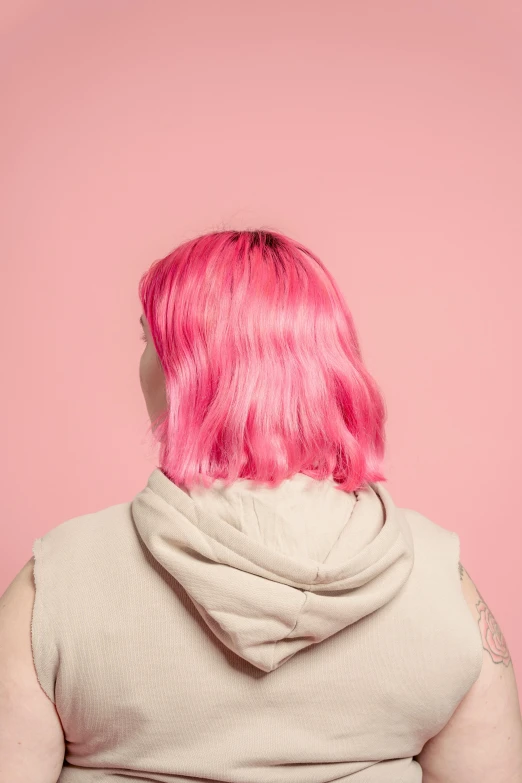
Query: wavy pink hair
xmin=138 ymin=229 xmax=386 ymax=492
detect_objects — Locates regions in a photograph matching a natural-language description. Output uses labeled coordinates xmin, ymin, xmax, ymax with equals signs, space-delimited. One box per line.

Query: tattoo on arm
xmin=459 ymin=561 xmax=511 ymax=667
xmin=475 ymin=593 xmax=512 ymax=667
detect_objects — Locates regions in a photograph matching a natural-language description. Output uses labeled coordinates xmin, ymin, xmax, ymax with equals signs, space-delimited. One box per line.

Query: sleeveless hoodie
xmin=31 ymin=469 xmax=483 ymax=783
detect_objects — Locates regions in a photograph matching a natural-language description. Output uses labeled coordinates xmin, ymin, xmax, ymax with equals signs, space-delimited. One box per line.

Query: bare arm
xmin=0 ymin=558 xmax=65 ymax=782
xmin=415 ymin=563 xmax=522 ymax=782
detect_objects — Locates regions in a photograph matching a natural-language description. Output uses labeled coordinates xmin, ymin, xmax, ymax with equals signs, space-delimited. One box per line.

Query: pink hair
xmin=138 ymin=229 xmax=386 ymax=492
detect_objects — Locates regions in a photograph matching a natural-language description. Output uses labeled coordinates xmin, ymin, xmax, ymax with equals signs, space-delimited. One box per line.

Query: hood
xmin=131 ymin=468 xmax=414 ymax=673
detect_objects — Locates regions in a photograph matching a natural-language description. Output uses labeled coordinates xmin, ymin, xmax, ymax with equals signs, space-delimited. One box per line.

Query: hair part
xmin=138 ymin=229 xmax=386 ymax=492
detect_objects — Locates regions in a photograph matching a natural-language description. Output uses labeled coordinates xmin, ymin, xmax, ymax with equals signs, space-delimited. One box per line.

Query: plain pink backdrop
xmin=1 ymin=1 xmax=521 ymax=677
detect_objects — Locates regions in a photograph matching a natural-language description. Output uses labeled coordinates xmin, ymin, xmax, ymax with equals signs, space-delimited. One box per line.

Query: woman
xmin=1 ymin=229 xmax=521 ymax=783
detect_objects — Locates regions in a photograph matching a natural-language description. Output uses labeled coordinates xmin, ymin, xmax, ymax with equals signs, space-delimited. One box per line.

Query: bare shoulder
xmin=459 ymin=563 xmax=512 ymax=668
xmin=0 ymin=559 xmax=65 ymax=782
xmin=0 ymin=558 xmax=37 ymax=658
xmin=415 ymin=562 xmax=522 ymax=783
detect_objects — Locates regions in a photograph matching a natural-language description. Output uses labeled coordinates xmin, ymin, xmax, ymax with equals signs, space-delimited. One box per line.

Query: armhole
xmin=31 ymin=537 xmax=58 ymax=705
xmin=449 ymin=531 xmax=484 ymax=692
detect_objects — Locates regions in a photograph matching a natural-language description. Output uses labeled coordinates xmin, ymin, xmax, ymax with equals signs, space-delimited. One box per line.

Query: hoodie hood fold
xmin=131 ymin=469 xmax=414 ymax=672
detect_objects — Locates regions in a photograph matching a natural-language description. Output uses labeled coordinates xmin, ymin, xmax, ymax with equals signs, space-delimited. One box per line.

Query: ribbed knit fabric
xmin=31 ymin=469 xmax=483 ymax=782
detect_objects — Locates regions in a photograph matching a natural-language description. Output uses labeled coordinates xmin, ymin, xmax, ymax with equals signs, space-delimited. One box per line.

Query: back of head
xmin=138 ymin=229 xmax=386 ymax=493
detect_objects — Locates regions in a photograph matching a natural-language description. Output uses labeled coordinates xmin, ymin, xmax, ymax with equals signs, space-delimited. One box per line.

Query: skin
xmin=414 ymin=566 xmax=522 ymax=781
xmin=1 ymin=317 xmax=522 ymax=781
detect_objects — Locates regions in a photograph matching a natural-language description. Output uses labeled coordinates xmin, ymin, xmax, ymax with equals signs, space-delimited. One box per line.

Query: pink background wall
xmin=2 ymin=1 xmax=521 ymax=676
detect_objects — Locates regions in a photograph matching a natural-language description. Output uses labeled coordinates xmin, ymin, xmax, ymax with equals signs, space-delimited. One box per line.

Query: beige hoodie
xmin=31 ymin=468 xmax=483 ymax=782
